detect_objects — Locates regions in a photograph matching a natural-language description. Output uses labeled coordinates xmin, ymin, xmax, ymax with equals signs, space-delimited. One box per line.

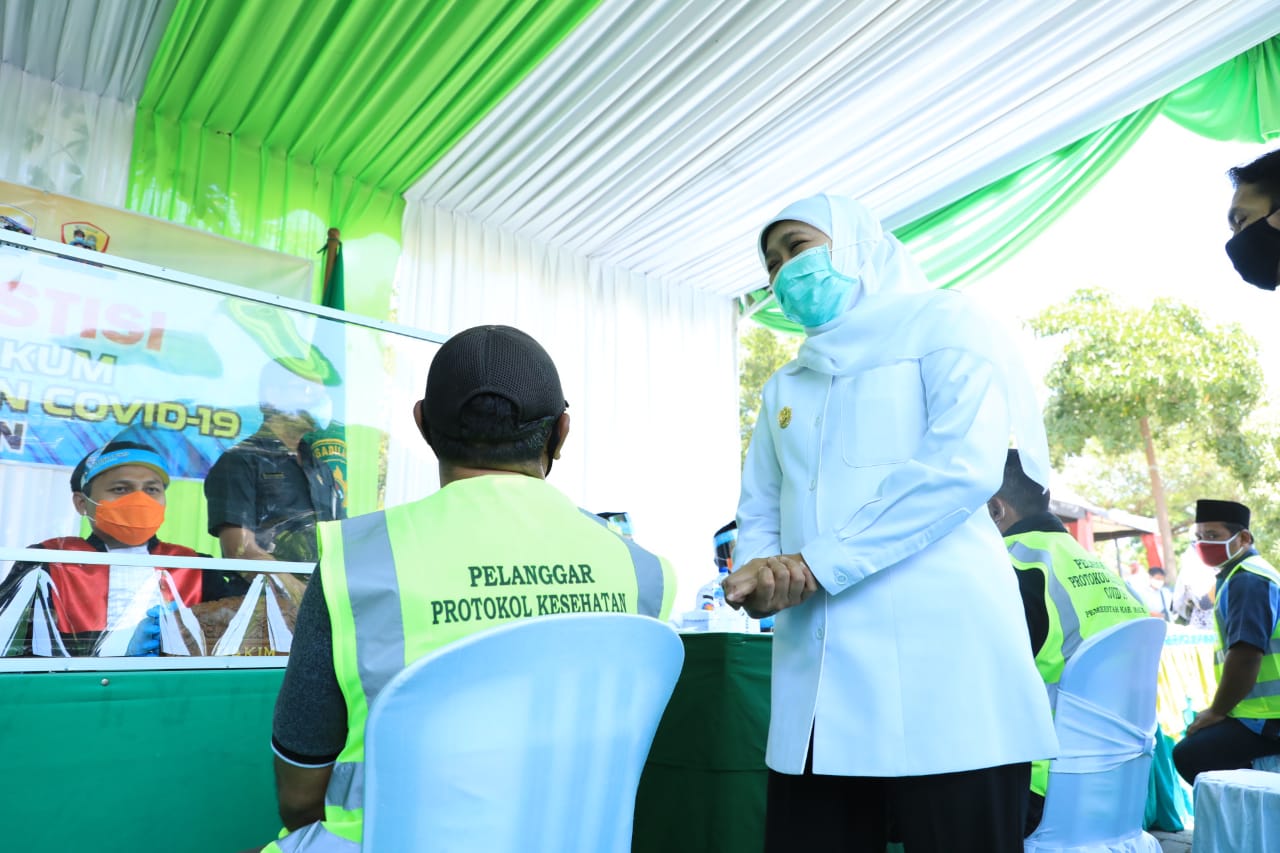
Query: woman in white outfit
xmin=724 ymin=193 xmax=1059 ymax=853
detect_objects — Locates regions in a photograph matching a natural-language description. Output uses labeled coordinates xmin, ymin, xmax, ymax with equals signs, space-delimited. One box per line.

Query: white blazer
xmin=737 ymin=291 xmax=1058 ymax=777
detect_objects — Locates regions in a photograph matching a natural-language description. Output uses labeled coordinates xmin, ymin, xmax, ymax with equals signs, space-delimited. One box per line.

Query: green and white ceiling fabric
xmin=3 ymin=0 xmax=1280 ymax=581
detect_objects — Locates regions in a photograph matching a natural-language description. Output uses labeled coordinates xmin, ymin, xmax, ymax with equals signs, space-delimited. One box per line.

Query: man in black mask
xmin=1225 ymin=148 xmax=1280 ymax=290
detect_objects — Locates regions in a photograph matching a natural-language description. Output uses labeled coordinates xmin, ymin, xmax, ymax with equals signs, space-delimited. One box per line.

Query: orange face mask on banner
xmin=86 ymin=491 xmax=166 ymax=546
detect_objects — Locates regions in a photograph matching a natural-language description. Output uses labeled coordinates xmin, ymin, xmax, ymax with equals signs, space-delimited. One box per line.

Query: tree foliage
xmin=1029 ymin=288 xmax=1262 ymax=474
xmin=739 ymin=323 xmax=799 ymax=464
xmin=1063 ymin=436 xmax=1238 ymax=524
xmin=1061 ymin=424 xmax=1280 ymax=547
xmin=1030 ymin=288 xmax=1280 ymax=559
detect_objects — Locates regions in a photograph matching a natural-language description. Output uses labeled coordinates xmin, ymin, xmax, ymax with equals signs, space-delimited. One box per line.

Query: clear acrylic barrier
xmin=0 ymin=547 xmax=315 ymax=670
xmin=0 ymin=232 xmax=444 ymax=671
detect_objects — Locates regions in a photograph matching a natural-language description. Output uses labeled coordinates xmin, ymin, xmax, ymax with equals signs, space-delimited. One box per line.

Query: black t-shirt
xmin=271 ymin=569 xmax=346 ymax=765
xmin=204 ymin=428 xmax=344 ymax=562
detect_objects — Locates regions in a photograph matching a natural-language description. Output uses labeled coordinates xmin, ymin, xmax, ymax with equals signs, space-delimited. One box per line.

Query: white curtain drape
xmin=0 ymin=464 xmax=81 ymax=585
xmin=406 ymin=0 xmax=1280 ymax=299
xmin=0 ymin=0 xmax=173 ymax=559
xmin=0 ymin=0 xmax=173 ymax=205
xmin=393 ymin=204 xmax=740 ymax=607
xmin=0 ymin=63 xmax=134 ymax=205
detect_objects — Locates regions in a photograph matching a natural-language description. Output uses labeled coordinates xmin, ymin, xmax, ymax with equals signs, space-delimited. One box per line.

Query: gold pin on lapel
xmin=778 ymin=406 xmax=792 ymax=429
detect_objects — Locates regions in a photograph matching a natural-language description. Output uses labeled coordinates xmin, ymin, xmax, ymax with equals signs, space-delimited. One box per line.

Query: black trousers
xmin=1025 ymin=791 xmax=1044 ymax=838
xmin=1172 ymin=717 xmax=1280 ymax=784
xmin=765 ymin=760 xmax=1031 ymax=853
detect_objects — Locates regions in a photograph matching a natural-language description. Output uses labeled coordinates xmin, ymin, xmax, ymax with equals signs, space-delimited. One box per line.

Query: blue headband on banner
xmin=82 ymin=446 xmax=171 ymax=489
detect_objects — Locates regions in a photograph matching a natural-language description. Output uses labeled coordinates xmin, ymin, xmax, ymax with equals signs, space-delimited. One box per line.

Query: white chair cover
xmin=1025 ymin=618 xmax=1167 ymax=853
xmin=361 ymin=613 xmax=685 ymax=852
xmin=1252 ymin=753 xmax=1280 ymax=773
xmin=1193 ymin=769 xmax=1280 ymax=853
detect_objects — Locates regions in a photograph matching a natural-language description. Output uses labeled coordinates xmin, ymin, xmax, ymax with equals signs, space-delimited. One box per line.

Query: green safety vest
xmin=288 ymin=475 xmax=675 ymax=849
xmin=1214 ymin=556 xmax=1280 ymax=721
xmin=1006 ymin=529 xmax=1148 ymax=796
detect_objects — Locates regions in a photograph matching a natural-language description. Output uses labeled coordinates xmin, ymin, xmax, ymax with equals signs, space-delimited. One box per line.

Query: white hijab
xmin=758 ymin=193 xmax=930 ymax=300
xmin=759 ymin=193 xmax=1051 ymax=490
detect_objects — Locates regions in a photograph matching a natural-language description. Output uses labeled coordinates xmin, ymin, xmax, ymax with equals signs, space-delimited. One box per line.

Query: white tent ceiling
xmin=0 ymin=0 xmax=171 ymax=100
xmin=4 ymin=1 xmax=1278 ymax=298
xmin=406 ymin=0 xmax=1280 ymax=297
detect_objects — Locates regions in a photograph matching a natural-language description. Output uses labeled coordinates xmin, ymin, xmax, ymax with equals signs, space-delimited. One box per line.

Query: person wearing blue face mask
xmin=204 ymin=358 xmax=346 ymax=564
xmin=723 ymin=194 xmax=1059 ymax=852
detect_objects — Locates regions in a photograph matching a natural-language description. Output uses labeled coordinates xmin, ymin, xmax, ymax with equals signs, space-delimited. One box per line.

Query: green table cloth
xmin=634 ymin=632 xmax=773 ymax=853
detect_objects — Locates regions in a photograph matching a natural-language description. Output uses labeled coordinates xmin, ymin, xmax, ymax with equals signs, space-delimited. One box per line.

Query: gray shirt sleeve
xmin=271 ymin=569 xmax=348 ymax=765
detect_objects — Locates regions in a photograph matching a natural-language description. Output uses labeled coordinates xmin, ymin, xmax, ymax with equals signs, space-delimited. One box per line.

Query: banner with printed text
xmin=0 ymin=180 xmax=313 ymax=301
xmin=0 ymin=240 xmax=344 ymax=478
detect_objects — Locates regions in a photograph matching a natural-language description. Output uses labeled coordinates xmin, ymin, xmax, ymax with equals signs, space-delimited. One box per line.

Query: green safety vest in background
xmin=305 ymin=474 xmax=676 ymax=848
xmin=1006 ymin=529 xmax=1148 ymax=796
xmin=1214 ymin=556 xmax=1280 ymax=721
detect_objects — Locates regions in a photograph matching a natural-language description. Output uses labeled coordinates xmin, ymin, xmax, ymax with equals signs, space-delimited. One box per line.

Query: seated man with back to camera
xmin=257 ymin=324 xmax=675 ymax=852
xmin=0 ymin=441 xmax=248 ymax=656
xmin=987 ymin=449 xmax=1148 ymax=836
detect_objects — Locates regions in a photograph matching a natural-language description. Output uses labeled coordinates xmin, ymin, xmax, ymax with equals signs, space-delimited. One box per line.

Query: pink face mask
xmin=1193 ymin=532 xmax=1240 ymax=568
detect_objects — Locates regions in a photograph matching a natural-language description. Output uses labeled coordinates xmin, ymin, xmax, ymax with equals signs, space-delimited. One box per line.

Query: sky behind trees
xmin=967 ymin=117 xmax=1278 ymax=394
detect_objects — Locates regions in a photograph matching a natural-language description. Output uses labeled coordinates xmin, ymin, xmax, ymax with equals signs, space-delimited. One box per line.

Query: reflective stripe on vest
xmin=325 ymin=760 xmax=363 ymax=813
xmin=341 ymin=511 xmax=404 ymax=705
xmin=578 ymin=509 xmax=667 ymax=617
xmin=267 ymin=820 xmax=360 ymax=853
xmin=1215 ymin=636 xmax=1280 ymax=665
xmin=1010 ymin=540 xmax=1074 ymax=797
xmin=1007 ymin=532 xmax=1145 ymax=797
xmin=313 ymin=478 xmax=673 ymax=843
xmin=1009 ymin=542 xmax=1079 ymax=712
xmin=1214 ymin=557 xmax=1280 ymax=719
xmin=319 ymin=509 xmax=404 ymax=823
xmin=1007 ymin=537 xmax=1147 ymax=697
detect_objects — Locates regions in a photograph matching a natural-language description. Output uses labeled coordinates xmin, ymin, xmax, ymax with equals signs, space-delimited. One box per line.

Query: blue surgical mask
xmin=772 ymin=245 xmax=860 ymax=329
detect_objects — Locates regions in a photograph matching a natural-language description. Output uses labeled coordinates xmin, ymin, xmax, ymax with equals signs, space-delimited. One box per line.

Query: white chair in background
xmin=1025 ymin=617 xmax=1167 ymax=853
xmin=1193 ymin=768 xmax=1280 ymax=852
xmin=361 ymin=613 xmax=685 ymax=853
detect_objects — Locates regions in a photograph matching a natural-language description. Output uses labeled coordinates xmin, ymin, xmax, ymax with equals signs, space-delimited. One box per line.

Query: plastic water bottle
xmin=696 ymin=569 xmax=729 ymax=611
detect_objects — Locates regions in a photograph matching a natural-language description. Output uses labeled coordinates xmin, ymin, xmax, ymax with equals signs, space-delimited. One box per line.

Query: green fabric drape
xmin=749 ymin=34 xmax=1280 ymax=335
xmin=1162 ymin=37 xmax=1280 ymax=144
xmin=127 ymin=0 xmax=602 ymax=544
xmin=746 ymin=105 xmax=1159 ymax=335
xmin=900 ymin=105 xmax=1161 ymax=292
xmin=128 ymin=0 xmax=603 ymax=319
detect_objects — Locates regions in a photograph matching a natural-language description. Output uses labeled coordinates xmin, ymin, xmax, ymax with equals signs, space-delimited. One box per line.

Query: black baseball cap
xmin=423 ymin=325 xmax=567 ymax=442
